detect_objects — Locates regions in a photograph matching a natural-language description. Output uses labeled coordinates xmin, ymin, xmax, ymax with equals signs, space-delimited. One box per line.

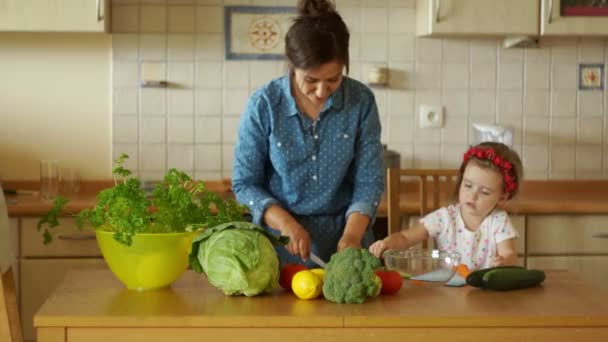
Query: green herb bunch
xmin=37 ymin=154 xmax=246 ymax=246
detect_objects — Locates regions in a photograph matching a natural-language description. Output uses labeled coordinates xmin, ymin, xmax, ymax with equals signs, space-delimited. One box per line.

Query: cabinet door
xmin=527 ymin=215 xmax=608 ymax=254
xmin=416 ymin=0 xmax=539 ymax=36
xmin=527 ymin=256 xmax=608 ymax=291
xmin=20 ymin=258 xmax=107 ymax=341
xmin=0 ymin=0 xmax=109 ymax=32
xmin=541 ymin=0 xmax=608 ymax=35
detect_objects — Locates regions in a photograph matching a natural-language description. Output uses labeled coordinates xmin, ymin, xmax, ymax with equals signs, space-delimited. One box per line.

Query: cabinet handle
xmin=434 ymin=0 xmax=441 ymax=23
xmin=58 ymin=232 xmax=97 ymax=241
xmin=547 ymin=0 xmax=553 ymax=24
xmin=592 ymin=233 xmax=608 ymax=239
xmin=97 ymin=0 xmax=104 ymax=21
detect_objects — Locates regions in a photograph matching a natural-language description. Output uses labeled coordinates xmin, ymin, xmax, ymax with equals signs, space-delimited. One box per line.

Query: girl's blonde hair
xmin=453 ymin=142 xmax=524 ymax=200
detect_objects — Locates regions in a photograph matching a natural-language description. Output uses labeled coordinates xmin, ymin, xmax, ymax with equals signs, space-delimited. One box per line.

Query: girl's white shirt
xmin=420 ymin=203 xmax=518 ymax=270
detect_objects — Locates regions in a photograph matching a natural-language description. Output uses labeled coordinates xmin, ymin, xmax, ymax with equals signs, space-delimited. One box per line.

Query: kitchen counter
xmin=6 ymin=179 xmax=608 ymax=217
xmin=34 ymin=269 xmax=608 ymax=342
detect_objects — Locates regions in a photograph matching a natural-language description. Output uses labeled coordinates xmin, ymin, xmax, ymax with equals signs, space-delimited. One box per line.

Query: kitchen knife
xmin=309 ymin=252 xmax=327 ymax=268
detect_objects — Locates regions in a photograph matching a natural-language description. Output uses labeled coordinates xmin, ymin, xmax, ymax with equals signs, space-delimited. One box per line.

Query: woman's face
xmin=292 ymin=60 xmax=344 ymax=106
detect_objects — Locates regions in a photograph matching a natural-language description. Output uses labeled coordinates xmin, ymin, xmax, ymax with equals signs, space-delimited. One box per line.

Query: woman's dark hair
xmin=285 ymin=0 xmax=349 ymax=72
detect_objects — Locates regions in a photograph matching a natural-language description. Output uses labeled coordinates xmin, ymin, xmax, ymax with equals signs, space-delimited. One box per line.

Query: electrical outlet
xmin=419 ymin=105 xmax=443 ymax=129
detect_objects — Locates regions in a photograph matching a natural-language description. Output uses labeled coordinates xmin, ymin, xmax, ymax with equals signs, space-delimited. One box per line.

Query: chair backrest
xmin=1 ymin=267 xmax=23 ymax=342
xmin=386 ymin=168 xmax=459 ymax=236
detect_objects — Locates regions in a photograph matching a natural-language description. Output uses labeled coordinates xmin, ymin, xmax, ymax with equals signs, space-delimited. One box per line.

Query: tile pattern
xmin=112 ymin=0 xmax=608 ymax=180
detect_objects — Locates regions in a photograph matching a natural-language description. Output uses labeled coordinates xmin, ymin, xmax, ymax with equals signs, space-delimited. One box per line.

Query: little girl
xmin=369 ymin=142 xmax=524 ymax=270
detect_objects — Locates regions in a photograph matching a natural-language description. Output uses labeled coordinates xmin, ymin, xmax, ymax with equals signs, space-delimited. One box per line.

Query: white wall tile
xmin=112 ymin=34 xmax=139 ymax=61
xmin=113 ymin=143 xmax=139 ymax=172
xmin=196 ymin=61 xmax=223 ymax=88
xmin=550 ymin=39 xmax=579 ymax=64
xmin=497 ymin=90 xmax=523 ymax=119
xmin=551 ymin=118 xmax=576 ymax=144
xmin=388 ymin=90 xmax=414 ymax=116
xmin=168 ymin=62 xmax=194 ymax=87
xmin=223 ymin=89 xmax=250 ymax=115
xmin=361 ymin=33 xmax=388 ymax=61
xmin=140 ymin=6 xmax=167 ymax=33
xmin=525 ymin=62 xmax=550 ymax=90
xmin=442 ymin=39 xmax=469 ymax=63
xmin=362 ymin=7 xmax=388 ymax=33
xmin=112 ymin=5 xmax=139 ymax=33
xmin=525 ymin=47 xmax=550 ymax=64
xmin=113 ymin=115 xmax=139 ymax=143
xmin=442 ymin=144 xmax=467 ymax=169
xmin=578 ymin=91 xmax=604 ymax=117
xmin=387 ymin=62 xmax=412 ymax=89
xmin=578 ymin=117 xmax=603 ymax=145
xmin=523 ymin=144 xmax=549 ymax=172
xmin=469 ymin=90 xmax=496 ymax=118
xmin=141 ymin=144 xmax=167 ymax=171
xmin=168 ymin=117 xmax=194 ymax=143
xmin=196 ymin=6 xmax=223 ymax=33
xmin=550 ymin=144 xmax=575 ymax=172
xmin=470 ymin=39 xmax=497 ymax=64
xmin=551 ymin=90 xmax=577 ymax=117
xmin=168 ymin=34 xmax=195 ymax=61
xmin=168 ymin=89 xmax=194 ymax=116
xmin=340 ymin=7 xmax=361 ymax=33
xmin=442 ymin=90 xmax=468 ymax=116
xmin=416 ymin=38 xmax=442 ymax=63
xmin=413 ymin=144 xmax=441 ymax=168
xmin=195 ymin=117 xmax=222 ymax=143
xmin=499 ymin=47 xmax=523 ymax=64
xmin=498 ymin=63 xmax=523 ymax=89
xmin=250 ymin=61 xmax=283 ymax=89
xmin=222 ymin=144 xmax=235 ymax=173
xmin=113 ymin=62 xmax=139 ymax=87
xmin=141 ymin=88 xmax=167 ymax=116
xmin=224 ymin=61 xmax=250 ymax=88
xmin=470 ymin=63 xmax=496 ymax=89
xmin=389 ymin=7 xmax=415 ymax=34
xmin=552 ymin=63 xmax=577 ymax=89
xmin=524 ymin=90 xmax=549 ymax=117
xmin=168 ymin=6 xmax=195 ymax=33
xmin=196 ymin=33 xmax=224 ymax=61
xmin=167 ymin=144 xmax=194 ymax=171
xmin=141 ymin=117 xmax=166 ymax=143
xmin=576 ymin=145 xmax=602 ymax=172
xmin=415 ymin=63 xmax=441 ymax=89
xmin=140 ymin=34 xmax=167 ymax=60
xmin=113 ymin=88 xmax=138 ymax=115
xmin=523 ymin=117 xmax=549 ymax=145
xmin=442 ymin=118 xmax=468 ymax=144
xmin=388 ymin=34 xmax=414 ymax=62
xmin=195 ymin=89 xmax=222 ymax=116
xmin=222 ymin=116 xmax=241 ymax=143
xmin=442 ymin=63 xmax=468 ymax=89
xmin=386 ymin=116 xmax=414 ymax=144
xmin=579 ymin=38 xmax=606 ymax=63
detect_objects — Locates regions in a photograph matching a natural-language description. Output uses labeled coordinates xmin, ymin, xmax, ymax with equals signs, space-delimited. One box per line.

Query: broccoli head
xmin=322 ymin=247 xmax=382 ymax=304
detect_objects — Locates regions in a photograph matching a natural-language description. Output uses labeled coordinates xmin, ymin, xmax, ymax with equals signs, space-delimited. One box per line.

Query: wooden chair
xmin=1 ymin=267 xmax=23 ymax=342
xmin=386 ymin=168 xmax=459 ymax=246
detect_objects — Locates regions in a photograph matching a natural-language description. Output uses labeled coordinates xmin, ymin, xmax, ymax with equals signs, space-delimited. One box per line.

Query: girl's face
xmin=458 ymin=162 xmax=507 ymax=220
xmin=292 ymin=60 xmax=344 ymax=106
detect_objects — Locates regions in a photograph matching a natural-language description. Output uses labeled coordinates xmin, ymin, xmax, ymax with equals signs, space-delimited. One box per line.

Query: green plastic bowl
xmin=96 ymin=230 xmax=199 ymax=291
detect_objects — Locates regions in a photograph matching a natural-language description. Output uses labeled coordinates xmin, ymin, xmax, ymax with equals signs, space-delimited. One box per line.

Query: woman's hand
xmin=282 ymin=223 xmax=311 ymax=261
xmin=368 ymin=239 xmax=389 ymax=258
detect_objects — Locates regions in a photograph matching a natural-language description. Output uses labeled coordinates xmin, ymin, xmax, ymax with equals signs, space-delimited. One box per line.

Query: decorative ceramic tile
xmin=225 ymin=6 xmax=296 ymax=60
xmin=579 ymin=63 xmax=604 ymax=90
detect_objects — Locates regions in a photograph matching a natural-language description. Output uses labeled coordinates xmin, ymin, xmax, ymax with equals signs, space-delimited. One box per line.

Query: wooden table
xmin=35 ymin=269 xmax=608 ymax=342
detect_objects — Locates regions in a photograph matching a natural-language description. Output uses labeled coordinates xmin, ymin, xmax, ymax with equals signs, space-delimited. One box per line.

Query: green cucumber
xmin=482 ymin=268 xmax=545 ymax=291
xmin=466 ymin=265 xmax=525 ymax=288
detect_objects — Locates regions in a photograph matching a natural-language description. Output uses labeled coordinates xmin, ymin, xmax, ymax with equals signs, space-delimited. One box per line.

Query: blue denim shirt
xmin=232 ymin=74 xmax=384 ymax=264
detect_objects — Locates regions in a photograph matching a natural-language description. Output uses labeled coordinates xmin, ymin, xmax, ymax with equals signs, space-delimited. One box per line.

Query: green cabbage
xmin=189 ymin=222 xmax=288 ymax=296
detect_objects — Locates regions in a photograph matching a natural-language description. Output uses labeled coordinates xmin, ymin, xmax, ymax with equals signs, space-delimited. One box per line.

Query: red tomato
xmin=375 ymin=270 xmax=403 ymax=295
xmin=279 ymin=263 xmax=308 ymax=291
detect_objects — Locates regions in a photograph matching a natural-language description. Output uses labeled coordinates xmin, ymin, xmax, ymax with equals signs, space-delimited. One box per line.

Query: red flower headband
xmin=463 ymin=146 xmax=517 ymax=195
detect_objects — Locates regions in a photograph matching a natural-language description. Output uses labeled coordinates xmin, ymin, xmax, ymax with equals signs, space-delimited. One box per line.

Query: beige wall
xmin=0 ymin=33 xmax=112 ymax=180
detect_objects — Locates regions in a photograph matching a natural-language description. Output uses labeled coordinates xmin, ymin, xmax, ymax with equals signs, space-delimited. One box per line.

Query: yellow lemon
xmin=291 ymin=270 xmax=323 ymax=300
xmin=309 ymin=268 xmax=325 ymax=281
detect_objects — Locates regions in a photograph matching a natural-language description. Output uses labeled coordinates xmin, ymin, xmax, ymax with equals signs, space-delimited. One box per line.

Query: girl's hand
xmin=491 ymin=254 xmax=506 ymax=267
xmin=283 ymin=223 xmax=311 ymax=261
xmin=369 ymin=239 xmax=389 ymax=258
xmin=337 ymin=233 xmax=361 ymax=251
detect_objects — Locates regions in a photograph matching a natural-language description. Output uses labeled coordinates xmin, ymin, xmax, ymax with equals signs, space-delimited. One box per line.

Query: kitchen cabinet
xmin=527 ymin=215 xmax=608 ymax=291
xmin=541 ymin=0 xmax=608 ymax=36
xmin=18 ymin=217 xmax=107 ymax=342
xmin=0 ymin=0 xmax=110 ymax=32
xmin=415 ymin=0 xmax=539 ymax=37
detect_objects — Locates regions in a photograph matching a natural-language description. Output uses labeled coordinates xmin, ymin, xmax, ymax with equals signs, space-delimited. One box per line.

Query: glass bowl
xmin=383 ymin=249 xmax=462 ymax=287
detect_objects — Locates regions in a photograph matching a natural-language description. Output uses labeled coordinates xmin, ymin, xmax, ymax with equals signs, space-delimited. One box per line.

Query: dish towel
xmin=410 ymin=269 xmax=467 ymax=287
xmin=0 ymin=184 xmax=16 ymax=274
